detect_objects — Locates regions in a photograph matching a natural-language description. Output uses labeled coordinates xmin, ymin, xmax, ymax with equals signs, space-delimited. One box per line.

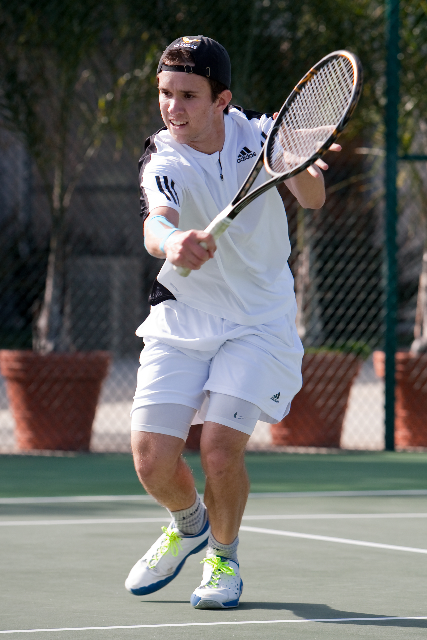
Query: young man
xmin=125 ymin=35 xmax=339 ymax=609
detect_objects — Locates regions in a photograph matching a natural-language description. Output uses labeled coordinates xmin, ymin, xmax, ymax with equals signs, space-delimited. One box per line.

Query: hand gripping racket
xmin=175 ymin=49 xmax=363 ymax=277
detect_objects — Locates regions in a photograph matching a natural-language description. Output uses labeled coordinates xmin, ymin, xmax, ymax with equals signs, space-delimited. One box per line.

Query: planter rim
xmin=0 ymin=349 xmax=111 ymax=357
xmin=0 ymin=350 xmax=111 ymax=382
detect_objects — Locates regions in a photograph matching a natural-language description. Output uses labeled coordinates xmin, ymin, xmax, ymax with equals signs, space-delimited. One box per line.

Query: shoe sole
xmin=190 ymin=579 xmax=243 ymax=609
xmin=127 ymin=537 xmax=208 ymax=596
xmin=192 ymin=597 xmax=240 ymax=609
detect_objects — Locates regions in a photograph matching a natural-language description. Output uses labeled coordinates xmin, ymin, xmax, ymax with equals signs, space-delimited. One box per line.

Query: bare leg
xmin=131 ymin=431 xmax=195 ymax=511
xmin=200 ymin=422 xmax=250 ymax=544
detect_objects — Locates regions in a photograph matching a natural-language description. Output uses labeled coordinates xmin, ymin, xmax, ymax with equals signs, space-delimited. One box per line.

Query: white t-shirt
xmin=139 ymin=106 xmax=296 ymax=326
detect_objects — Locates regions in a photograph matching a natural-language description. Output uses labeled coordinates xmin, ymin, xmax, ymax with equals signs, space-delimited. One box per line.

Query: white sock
xmin=207 ymin=532 xmax=239 ymax=562
xmin=169 ymin=492 xmax=207 ymax=536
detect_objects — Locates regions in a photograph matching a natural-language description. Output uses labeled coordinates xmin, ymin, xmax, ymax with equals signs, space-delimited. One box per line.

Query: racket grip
xmin=175 ymin=265 xmax=192 ymax=277
xmin=173 ymin=209 xmax=233 ymax=277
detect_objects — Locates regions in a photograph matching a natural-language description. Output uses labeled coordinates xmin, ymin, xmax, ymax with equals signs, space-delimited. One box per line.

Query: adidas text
xmin=237 ymin=147 xmax=256 ymax=163
xmin=270 ymin=392 xmax=281 ymax=403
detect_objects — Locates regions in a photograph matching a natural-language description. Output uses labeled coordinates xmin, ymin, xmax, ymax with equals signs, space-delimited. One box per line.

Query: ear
xmin=216 ymin=89 xmax=232 ymax=113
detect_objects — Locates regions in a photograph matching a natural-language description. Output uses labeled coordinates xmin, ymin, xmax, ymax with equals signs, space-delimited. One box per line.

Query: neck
xmin=186 ymin=115 xmax=226 ymax=155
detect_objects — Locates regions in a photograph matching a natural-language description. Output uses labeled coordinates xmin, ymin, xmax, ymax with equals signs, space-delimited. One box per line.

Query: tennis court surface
xmin=1 ymin=452 xmax=426 ymax=639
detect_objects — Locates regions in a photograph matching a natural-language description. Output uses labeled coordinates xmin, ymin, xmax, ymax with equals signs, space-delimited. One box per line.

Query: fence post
xmin=384 ymin=0 xmax=400 ymax=451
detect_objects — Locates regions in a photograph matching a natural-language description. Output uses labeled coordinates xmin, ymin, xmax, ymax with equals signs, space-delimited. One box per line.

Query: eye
xmin=184 ymin=93 xmax=195 ymax=99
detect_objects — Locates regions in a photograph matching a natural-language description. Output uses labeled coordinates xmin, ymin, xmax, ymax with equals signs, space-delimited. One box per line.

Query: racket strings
xmin=268 ymin=56 xmax=355 ymax=175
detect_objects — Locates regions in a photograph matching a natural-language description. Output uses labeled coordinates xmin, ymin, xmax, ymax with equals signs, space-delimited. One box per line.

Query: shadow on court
xmin=237 ymin=602 xmax=427 ymax=627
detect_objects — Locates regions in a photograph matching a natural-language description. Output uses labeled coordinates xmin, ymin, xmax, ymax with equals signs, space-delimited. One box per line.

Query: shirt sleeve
xmin=258 ymin=113 xmax=274 ymax=148
xmin=139 ymin=160 xmax=182 ymax=222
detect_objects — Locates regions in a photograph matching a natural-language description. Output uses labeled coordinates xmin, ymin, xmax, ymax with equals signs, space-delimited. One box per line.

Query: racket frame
xmin=265 ymin=49 xmax=363 ymax=181
xmin=175 ymin=49 xmax=363 ymax=276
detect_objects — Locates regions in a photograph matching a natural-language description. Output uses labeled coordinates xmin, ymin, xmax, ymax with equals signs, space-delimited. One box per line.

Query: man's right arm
xmin=144 ymin=207 xmax=216 ymax=271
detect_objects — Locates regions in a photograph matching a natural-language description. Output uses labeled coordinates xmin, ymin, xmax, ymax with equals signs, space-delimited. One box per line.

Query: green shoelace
xmin=201 ymin=556 xmax=236 ymax=588
xmin=147 ymin=526 xmax=183 ymax=569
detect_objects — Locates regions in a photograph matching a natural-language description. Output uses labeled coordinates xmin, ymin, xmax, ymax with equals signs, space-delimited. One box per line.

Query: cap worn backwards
xmin=157 ymin=36 xmax=231 ymax=89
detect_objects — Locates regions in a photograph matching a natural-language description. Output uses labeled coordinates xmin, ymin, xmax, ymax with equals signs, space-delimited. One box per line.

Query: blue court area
xmin=0 ymin=453 xmax=426 ymax=638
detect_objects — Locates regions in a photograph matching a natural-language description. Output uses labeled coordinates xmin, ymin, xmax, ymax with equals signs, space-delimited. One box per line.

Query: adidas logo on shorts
xmin=237 ymin=147 xmax=256 ymax=163
xmin=270 ymin=392 xmax=281 ymax=403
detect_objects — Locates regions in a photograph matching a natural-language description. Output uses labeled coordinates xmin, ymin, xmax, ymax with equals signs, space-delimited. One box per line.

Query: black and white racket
xmin=175 ymin=49 xmax=363 ymax=277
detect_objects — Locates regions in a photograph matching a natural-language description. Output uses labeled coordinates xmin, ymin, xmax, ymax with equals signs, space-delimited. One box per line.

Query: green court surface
xmin=1 ymin=452 xmax=426 ymax=638
xmin=1 ymin=451 xmax=427 ymax=497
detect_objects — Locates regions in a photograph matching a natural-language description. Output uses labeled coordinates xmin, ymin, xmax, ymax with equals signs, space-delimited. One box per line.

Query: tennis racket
xmin=174 ymin=49 xmax=363 ymax=277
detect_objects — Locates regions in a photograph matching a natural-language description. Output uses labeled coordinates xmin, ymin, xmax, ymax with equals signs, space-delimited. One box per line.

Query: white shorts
xmin=131 ymin=300 xmax=303 ymax=428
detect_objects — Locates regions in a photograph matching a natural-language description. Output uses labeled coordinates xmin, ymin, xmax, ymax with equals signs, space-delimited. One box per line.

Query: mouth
xmin=169 ymin=119 xmax=188 ymax=130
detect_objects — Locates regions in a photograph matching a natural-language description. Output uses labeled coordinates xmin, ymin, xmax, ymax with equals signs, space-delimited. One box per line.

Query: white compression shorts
xmin=130 ymin=393 xmax=262 ymax=440
xmin=131 ymin=301 xmax=304 ymax=435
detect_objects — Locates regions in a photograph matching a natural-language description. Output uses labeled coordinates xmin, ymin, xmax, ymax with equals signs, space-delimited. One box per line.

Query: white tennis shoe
xmin=125 ymin=519 xmax=209 ymax=596
xmin=190 ymin=555 xmax=243 ymax=609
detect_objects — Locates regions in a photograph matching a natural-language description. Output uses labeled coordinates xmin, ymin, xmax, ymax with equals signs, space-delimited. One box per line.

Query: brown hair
xmin=160 ymin=49 xmax=230 ymax=113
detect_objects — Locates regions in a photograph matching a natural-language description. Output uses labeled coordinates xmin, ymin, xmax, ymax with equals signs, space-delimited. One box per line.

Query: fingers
xmin=314 ymin=157 xmax=329 ymax=171
xmin=165 ymin=230 xmax=216 ymax=271
xmin=307 ymin=143 xmax=341 ymax=176
xmin=197 ymin=231 xmax=216 ymax=258
xmin=307 ymin=163 xmax=323 ymax=177
xmin=273 ymin=112 xmax=279 ymax=120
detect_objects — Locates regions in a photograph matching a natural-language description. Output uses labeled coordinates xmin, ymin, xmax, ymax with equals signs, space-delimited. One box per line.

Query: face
xmin=158 ymin=71 xmax=230 ymax=152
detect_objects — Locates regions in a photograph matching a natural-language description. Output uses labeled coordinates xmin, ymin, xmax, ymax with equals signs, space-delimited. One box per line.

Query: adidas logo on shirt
xmin=270 ymin=392 xmax=281 ymax=403
xmin=237 ymin=147 xmax=256 ymax=163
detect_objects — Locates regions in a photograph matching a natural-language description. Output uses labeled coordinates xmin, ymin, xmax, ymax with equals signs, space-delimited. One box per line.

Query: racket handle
xmin=175 ymin=265 xmax=192 ymax=277
xmin=173 ymin=208 xmax=233 ymax=277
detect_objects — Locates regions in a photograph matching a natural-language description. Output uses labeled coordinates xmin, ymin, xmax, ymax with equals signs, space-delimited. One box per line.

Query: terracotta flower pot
xmin=271 ymin=352 xmax=362 ymax=447
xmin=373 ymin=350 xmax=427 ymax=448
xmin=0 ymin=350 xmax=111 ymax=451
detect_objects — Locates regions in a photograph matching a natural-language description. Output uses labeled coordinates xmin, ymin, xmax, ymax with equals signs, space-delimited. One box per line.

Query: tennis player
xmin=125 ymin=35 xmax=340 ymax=609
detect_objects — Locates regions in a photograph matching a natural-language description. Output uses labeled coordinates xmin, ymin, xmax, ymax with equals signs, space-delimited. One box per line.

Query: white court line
xmin=0 ymin=617 xmax=426 ymax=634
xmin=240 ymin=525 xmax=427 ymax=554
xmin=0 ymin=495 xmax=155 ymax=505
xmin=1 ymin=513 xmax=427 ymax=527
xmin=1 ymin=489 xmax=427 ymax=504
xmin=247 ymin=490 xmax=427 ymax=498
xmin=243 ymin=513 xmax=427 ymax=521
xmin=0 ymin=518 xmax=166 ymax=527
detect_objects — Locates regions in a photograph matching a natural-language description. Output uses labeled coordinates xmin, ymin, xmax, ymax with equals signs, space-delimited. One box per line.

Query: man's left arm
xmin=269 ymin=111 xmax=341 ymax=210
xmin=281 ymin=143 xmax=342 ymax=209
xmin=284 ymin=163 xmax=326 ymax=210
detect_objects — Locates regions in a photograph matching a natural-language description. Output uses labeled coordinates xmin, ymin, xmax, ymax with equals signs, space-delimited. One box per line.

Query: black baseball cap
xmin=157 ymin=36 xmax=231 ymax=89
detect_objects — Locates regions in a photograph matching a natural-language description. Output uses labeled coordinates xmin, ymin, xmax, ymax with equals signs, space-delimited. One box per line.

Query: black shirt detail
xmin=230 ymin=105 xmax=273 ymax=120
xmin=148 ymin=280 xmax=176 ymax=306
xmin=138 ymin=127 xmax=167 ymax=221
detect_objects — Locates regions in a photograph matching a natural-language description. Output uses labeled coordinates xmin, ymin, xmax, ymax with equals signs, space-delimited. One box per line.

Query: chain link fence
xmin=0 ymin=0 xmax=426 ymax=453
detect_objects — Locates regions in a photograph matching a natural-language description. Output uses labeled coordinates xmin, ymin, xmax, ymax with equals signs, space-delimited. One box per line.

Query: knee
xmin=201 ymin=446 xmax=243 ymax=482
xmin=133 ymin=455 xmax=160 ymax=486
xmin=131 ymin=434 xmax=180 ymax=489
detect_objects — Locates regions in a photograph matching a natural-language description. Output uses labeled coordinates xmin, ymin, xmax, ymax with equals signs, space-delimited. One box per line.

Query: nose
xmin=168 ymin=98 xmax=184 ymax=115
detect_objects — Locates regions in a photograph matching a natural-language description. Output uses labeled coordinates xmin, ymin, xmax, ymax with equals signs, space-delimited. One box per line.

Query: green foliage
xmin=1 ymin=0 xmax=425 ymax=189
xmin=0 ymin=0 xmax=425 ymax=351
xmin=399 ymin=1 xmax=427 ymax=154
xmin=0 ymin=0 xmax=160 ymax=208
xmin=0 ymin=0 xmax=161 ymax=350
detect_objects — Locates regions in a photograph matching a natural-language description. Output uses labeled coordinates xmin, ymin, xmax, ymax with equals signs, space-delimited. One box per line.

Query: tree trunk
xmin=411 ymin=250 xmax=427 ymax=354
xmin=33 ymin=163 xmax=72 ymax=353
xmin=295 ymin=209 xmax=323 ymax=346
xmin=33 ymin=227 xmax=72 ymax=353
